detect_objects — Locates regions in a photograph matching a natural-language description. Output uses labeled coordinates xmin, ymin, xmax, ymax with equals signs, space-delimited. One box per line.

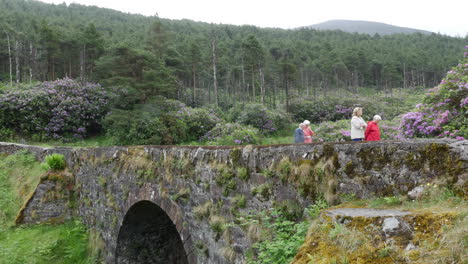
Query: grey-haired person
xmin=294 ymin=123 xmax=305 ymax=143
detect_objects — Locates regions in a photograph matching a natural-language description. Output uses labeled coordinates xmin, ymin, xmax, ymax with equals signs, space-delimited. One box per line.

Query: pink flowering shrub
xmin=399 ymin=47 xmax=468 ymax=140
xmin=0 ymin=78 xmax=114 ymax=140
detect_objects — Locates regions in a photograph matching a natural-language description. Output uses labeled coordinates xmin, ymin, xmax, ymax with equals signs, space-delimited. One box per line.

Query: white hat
xmin=373 ymin=115 xmax=382 ymax=121
xmin=303 ymin=120 xmax=310 ymax=125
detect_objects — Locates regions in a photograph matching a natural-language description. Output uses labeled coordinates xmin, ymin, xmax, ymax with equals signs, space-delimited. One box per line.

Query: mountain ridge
xmin=307 ymin=19 xmax=433 ymax=35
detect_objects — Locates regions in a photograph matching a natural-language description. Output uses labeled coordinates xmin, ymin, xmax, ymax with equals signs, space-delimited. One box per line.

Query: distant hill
xmin=307 ymin=20 xmax=433 ymax=35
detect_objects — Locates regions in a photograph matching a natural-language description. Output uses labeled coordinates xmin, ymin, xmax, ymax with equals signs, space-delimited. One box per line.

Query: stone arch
xmin=115 ymin=200 xmax=189 ymax=264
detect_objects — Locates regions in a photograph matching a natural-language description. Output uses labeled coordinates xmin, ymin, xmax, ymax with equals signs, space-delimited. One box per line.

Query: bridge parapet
xmin=0 ymin=140 xmax=466 ymax=264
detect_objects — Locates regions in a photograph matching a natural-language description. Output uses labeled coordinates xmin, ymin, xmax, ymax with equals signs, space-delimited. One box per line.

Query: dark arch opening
xmin=116 ymin=200 xmax=188 ymax=264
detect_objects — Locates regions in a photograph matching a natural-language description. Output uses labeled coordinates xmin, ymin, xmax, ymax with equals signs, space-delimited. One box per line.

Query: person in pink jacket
xmin=365 ymin=115 xmax=382 ymax=141
xmin=302 ymin=120 xmax=315 ymax=143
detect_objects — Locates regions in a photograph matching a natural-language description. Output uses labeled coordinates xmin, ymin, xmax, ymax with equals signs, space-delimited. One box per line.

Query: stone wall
xmin=0 ymin=139 xmax=466 ymax=264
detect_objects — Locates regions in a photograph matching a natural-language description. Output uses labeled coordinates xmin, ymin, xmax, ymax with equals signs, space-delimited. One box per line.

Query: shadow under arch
xmin=115 ymin=200 xmax=189 ymax=264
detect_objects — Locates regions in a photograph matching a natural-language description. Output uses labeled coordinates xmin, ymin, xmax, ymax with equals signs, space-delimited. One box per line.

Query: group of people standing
xmin=294 ymin=120 xmax=315 ymax=143
xmin=294 ymin=107 xmax=381 ymax=143
xmin=350 ymin=107 xmax=381 ymax=141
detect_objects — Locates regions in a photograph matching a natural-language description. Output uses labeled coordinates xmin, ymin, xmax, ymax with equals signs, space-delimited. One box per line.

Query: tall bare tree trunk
xmin=211 ymin=39 xmax=218 ymax=106
xmin=192 ymin=63 xmax=196 ymax=106
xmin=6 ymin=32 xmax=12 ymax=85
xmin=251 ymin=66 xmax=255 ymax=101
xmin=272 ymin=78 xmax=277 ymax=107
xmin=80 ymin=44 xmax=86 ymax=82
xmin=15 ymin=40 xmax=20 ymax=83
xmin=422 ymin=71 xmax=426 ymax=87
xmin=29 ymin=42 xmax=33 ymax=82
xmin=52 ymin=57 xmax=55 ymax=80
xmin=403 ymin=62 xmax=406 ymax=89
xmin=69 ymin=53 xmax=72 ymax=78
xmin=259 ymin=68 xmax=265 ymax=104
xmin=63 ymin=51 xmax=67 ymax=78
xmin=241 ymin=58 xmax=246 ymax=100
xmin=284 ymin=69 xmax=290 ymax=111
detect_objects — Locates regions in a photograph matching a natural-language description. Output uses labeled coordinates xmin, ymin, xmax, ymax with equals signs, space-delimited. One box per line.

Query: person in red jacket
xmin=365 ymin=115 xmax=382 ymax=141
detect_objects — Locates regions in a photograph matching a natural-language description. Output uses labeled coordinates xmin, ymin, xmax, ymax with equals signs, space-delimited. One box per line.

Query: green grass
xmin=0 ymin=150 xmax=46 ymax=226
xmin=259 ymin=135 xmax=294 ymax=145
xmin=0 ymin=221 xmax=92 ymax=264
xmin=22 ymin=135 xmax=116 ymax=148
xmin=0 ymin=151 xmax=97 ymax=263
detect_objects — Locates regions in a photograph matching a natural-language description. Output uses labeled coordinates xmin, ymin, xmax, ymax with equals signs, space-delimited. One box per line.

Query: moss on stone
xmin=97 ymin=175 xmax=107 ymax=188
xmin=195 ymin=240 xmax=209 ymax=258
xmin=344 ymin=161 xmax=355 ymax=177
xmin=232 ymin=194 xmax=247 ymax=209
xmin=194 ymin=201 xmax=213 ymax=220
xmin=260 ymin=168 xmax=275 ymax=178
xmin=291 ymin=207 xmax=463 ymax=264
xmin=252 ymin=183 xmax=272 ymax=200
xmin=222 ymin=179 xmax=237 ymax=197
xmin=230 ymin=148 xmax=242 ymax=166
xmin=209 ymin=215 xmax=227 ymax=240
xmin=277 ymin=157 xmax=293 ymax=181
xmin=220 ymin=246 xmax=236 ymax=263
xmin=274 ymin=199 xmax=303 ymax=221
xmin=237 ymin=167 xmax=250 ymax=181
xmin=215 ymin=164 xmax=235 ymax=186
xmin=171 ymin=187 xmax=191 ymax=203
xmin=106 ymin=193 xmax=117 ymax=210
xmin=137 ymin=169 xmax=157 ymax=181
xmin=322 ymin=143 xmax=335 ymax=158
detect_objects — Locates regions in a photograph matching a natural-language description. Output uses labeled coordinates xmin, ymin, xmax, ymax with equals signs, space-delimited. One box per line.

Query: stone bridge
xmin=0 ymin=140 xmax=466 ymax=264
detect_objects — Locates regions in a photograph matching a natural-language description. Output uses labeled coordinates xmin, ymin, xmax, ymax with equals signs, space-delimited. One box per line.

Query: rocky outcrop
xmin=0 ymin=139 xmax=466 ymax=264
xmin=292 ymin=207 xmax=459 ymax=264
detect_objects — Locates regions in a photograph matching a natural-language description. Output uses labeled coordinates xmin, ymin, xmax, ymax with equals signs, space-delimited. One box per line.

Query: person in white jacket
xmin=350 ymin=107 xmax=367 ymax=141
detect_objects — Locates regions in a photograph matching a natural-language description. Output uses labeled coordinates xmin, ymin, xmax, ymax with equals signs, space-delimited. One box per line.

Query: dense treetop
xmin=1 ymin=0 xmax=467 ymax=108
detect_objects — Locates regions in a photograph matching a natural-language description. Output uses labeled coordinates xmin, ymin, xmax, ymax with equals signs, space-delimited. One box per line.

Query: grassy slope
xmin=0 ymin=151 xmax=94 ymax=264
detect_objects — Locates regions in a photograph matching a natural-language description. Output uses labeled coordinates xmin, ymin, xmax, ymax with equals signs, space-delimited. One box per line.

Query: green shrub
xmin=201 ymin=123 xmax=260 ymax=145
xmin=229 ymin=103 xmax=291 ymax=134
xmin=245 ymin=207 xmax=310 ymax=264
xmin=159 ymin=114 xmax=188 ymax=144
xmin=171 ymin=107 xmax=222 ymax=141
xmin=104 ymin=97 xmax=223 ymax=145
xmin=274 ymin=200 xmax=303 ymax=221
xmin=45 ymin=153 xmax=66 ymax=170
xmin=305 ymin=199 xmax=329 ymax=219
xmin=0 ymin=127 xmax=15 ymax=141
xmin=103 ymin=109 xmax=188 ymax=145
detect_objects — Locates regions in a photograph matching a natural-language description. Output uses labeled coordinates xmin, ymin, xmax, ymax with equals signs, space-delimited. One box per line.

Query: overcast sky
xmin=38 ymin=0 xmax=468 ymax=37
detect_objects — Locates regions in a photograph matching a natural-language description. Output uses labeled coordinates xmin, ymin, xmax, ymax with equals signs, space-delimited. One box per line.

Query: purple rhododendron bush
xmin=0 ymin=78 xmax=114 ymax=141
xmin=399 ymin=47 xmax=468 ymax=140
